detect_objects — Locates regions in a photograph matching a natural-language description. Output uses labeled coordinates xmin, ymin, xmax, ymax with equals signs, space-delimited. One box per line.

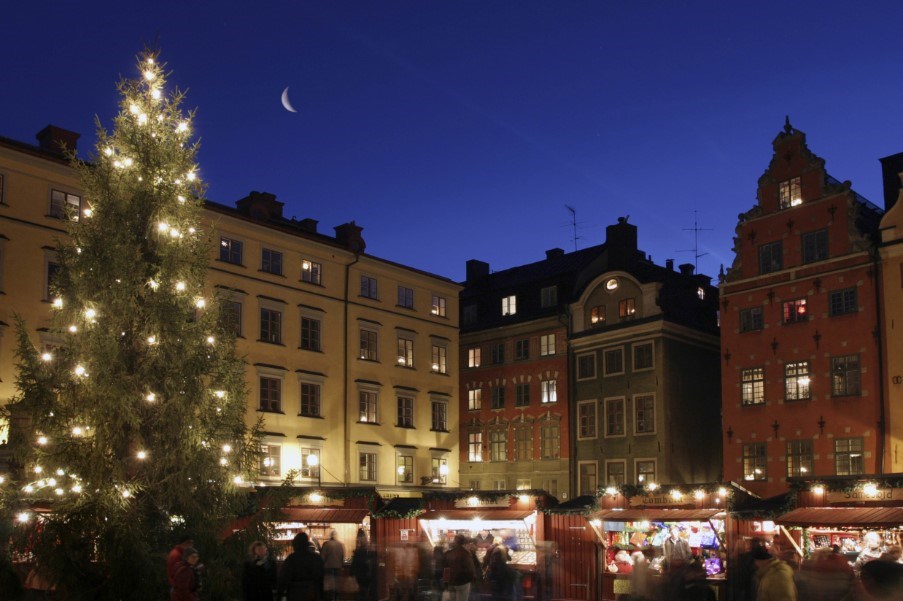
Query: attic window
xmin=779 ymin=177 xmax=802 ymax=209
xmin=697 ymin=287 xmax=705 ymax=300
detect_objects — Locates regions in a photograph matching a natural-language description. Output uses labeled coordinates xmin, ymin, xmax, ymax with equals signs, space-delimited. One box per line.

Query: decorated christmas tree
xmin=1 ymin=51 xmax=260 ymax=600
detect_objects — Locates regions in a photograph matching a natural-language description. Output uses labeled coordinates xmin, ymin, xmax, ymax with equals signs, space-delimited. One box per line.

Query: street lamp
xmin=306 ymin=453 xmax=321 ymax=488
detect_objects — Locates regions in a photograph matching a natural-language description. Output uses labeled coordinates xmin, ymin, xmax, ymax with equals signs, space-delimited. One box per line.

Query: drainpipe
xmin=343 ymin=253 xmax=361 ymax=484
xmin=872 ymin=246 xmax=886 ymax=474
xmin=558 ymin=306 xmax=574 ymax=497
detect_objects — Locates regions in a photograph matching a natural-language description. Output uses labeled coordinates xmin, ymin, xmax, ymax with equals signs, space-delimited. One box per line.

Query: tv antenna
xmin=564 ymin=205 xmax=583 ymax=251
xmin=677 ymin=210 xmax=712 ymax=272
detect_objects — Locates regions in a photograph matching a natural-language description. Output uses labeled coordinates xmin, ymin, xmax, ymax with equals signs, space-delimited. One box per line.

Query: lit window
xmin=397 ymin=455 xmax=414 ymax=484
xmin=468 ymin=388 xmax=482 ymax=411
xmin=431 ymin=295 xmax=447 ymax=317
xmin=359 ymin=452 xmax=377 ymax=481
xmin=743 ymin=443 xmax=766 ymax=481
xmin=786 ymin=440 xmax=813 ymax=478
xmin=783 ymin=299 xmax=808 ymax=324
xmin=618 ymin=298 xmax=636 ymax=320
xmin=741 ymin=367 xmax=765 ymax=406
xmin=784 ymin=361 xmax=811 ymax=401
xmin=259 ymin=444 xmax=281 ymax=478
xmin=835 ymin=438 xmax=864 ymax=475
xmin=540 ymin=334 xmax=555 ymax=356
xmin=468 ymin=432 xmax=483 ymax=462
xmin=490 ymin=430 xmax=507 ymax=462
xmin=514 ymin=426 xmax=532 ymax=461
xmin=591 ymin=305 xmax=606 ymax=326
xmin=697 ymin=287 xmax=705 ymax=300
xmin=779 ymin=177 xmax=802 ymax=209
xmin=359 ymin=391 xmax=378 ymax=423
xmin=397 ymin=337 xmax=414 ymax=367
xmin=219 ymin=236 xmax=243 ymax=264
xmin=431 ymin=344 xmax=448 ymax=374
xmin=502 ymin=295 xmax=517 ymax=316
xmin=540 ymin=423 xmax=560 ymax=459
xmin=301 ymin=260 xmax=322 ymax=285
xmin=541 ymin=380 xmax=557 ymax=404
xmin=468 ymin=347 xmax=481 ymax=368
xmin=605 ymin=278 xmax=619 ymax=291
xmin=360 ymin=329 xmax=378 ymax=361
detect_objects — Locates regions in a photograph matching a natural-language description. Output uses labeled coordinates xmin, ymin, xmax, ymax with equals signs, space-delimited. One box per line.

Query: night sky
xmin=3 ymin=1 xmax=902 ymax=282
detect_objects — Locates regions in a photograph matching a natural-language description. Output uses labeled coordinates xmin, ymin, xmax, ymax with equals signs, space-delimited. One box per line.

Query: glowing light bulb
xmin=122 ymin=489 xmax=131 ymax=498
xmin=219 ymin=457 xmax=228 ymax=466
xmin=85 ymin=308 xmax=97 ymax=320
xmin=186 ymin=171 xmax=196 ymax=182
xmin=157 ymin=222 xmax=170 ymax=233
xmin=123 ymin=157 xmax=133 ymax=167
xmin=670 ymin=489 xmax=683 ymax=500
xmin=169 ymin=228 xmax=180 ymax=238
xmin=104 ymin=147 xmax=113 ymax=156
xmin=233 ymin=475 xmax=244 ymax=485
xmin=151 ymin=89 xmax=161 ymax=100
xmin=137 ymin=451 xmax=147 ymax=460
xmin=47 ymin=478 xmax=57 ymax=486
xmin=72 ymin=426 xmax=84 ymax=436
xmin=138 ymin=113 xmax=148 ymax=125
xmin=177 ymin=122 xmax=188 ymax=133
xmin=214 ymin=390 xmax=226 ymax=399
xmin=812 ymin=485 xmax=825 ymax=495
xmin=40 ymin=353 xmax=52 ymax=362
xmin=129 ymin=104 xmax=139 ymax=114
xmin=37 ymin=436 xmax=48 ymax=445
xmin=74 ymin=365 xmax=87 ymax=377
xmin=717 ymin=487 xmax=728 ymax=497
xmin=647 ymin=482 xmax=659 ymax=491
xmin=72 ymin=484 xmax=82 ymax=493
xmin=52 ymin=298 xmax=63 ymax=309
xmin=17 ymin=512 xmax=30 ymax=523
xmin=83 ymin=208 xmax=93 ymax=217
xmin=175 ymin=281 xmax=186 ymax=292
xmin=147 ymin=336 xmax=157 ymax=345
xmin=24 ymin=485 xmax=34 ymax=494
xmin=55 ymin=488 xmax=64 ymax=496
xmin=222 ymin=444 xmax=232 ymax=453
xmin=148 ymin=279 xmax=160 ymax=290
xmin=34 ymin=466 xmax=43 ymax=474
xmin=144 ymin=70 xmax=155 ymax=81
xmin=694 ymin=490 xmax=705 ymax=501
xmin=206 ymin=336 xmax=215 ymax=345
xmin=68 ymin=325 xmax=78 ymax=333
xmin=195 ymin=298 xmax=206 ymax=309
xmin=145 ymin=392 xmax=156 ymax=402
xmin=188 ymin=227 xmax=196 ymax=234
xmin=113 ymin=160 xmax=123 ymax=169
xmin=56 ymin=469 xmax=64 ymax=476
xmin=177 ymin=195 xmax=186 ymax=203
xmin=863 ymin=483 xmax=879 ymax=497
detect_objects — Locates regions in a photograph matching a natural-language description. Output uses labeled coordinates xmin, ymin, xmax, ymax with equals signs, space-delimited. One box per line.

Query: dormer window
xmin=779 ymin=177 xmax=802 ymax=209
xmin=502 ymin=295 xmax=517 ymax=316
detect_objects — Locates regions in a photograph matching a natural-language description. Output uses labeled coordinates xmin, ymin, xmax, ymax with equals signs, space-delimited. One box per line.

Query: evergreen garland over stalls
xmin=0 ymin=51 xmax=261 ymax=601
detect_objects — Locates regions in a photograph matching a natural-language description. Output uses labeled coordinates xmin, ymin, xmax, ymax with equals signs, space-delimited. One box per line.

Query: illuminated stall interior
xmin=270 ymin=507 xmax=371 ymax=561
xmin=776 ymin=507 xmax=903 ymax=561
xmin=419 ymin=509 xmax=538 ymax=566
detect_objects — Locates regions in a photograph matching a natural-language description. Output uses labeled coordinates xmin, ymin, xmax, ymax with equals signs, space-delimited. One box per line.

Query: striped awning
xmin=594 ymin=508 xmax=725 ymax=522
xmin=776 ymin=507 xmax=903 ymax=528
xmin=280 ymin=508 xmax=370 ymax=523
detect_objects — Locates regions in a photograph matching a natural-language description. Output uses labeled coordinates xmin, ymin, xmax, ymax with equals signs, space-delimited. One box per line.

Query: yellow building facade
xmin=0 ymin=128 xmax=460 ymax=492
xmin=879 ymin=173 xmax=903 ymax=474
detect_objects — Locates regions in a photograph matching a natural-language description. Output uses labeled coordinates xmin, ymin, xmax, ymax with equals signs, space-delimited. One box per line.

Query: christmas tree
xmin=1 ymin=51 xmax=260 ymax=600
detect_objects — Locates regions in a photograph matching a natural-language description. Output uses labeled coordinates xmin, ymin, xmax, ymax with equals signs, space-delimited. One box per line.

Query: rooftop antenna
xmin=564 ymin=205 xmax=582 ymax=251
xmin=677 ymin=209 xmax=712 ymax=272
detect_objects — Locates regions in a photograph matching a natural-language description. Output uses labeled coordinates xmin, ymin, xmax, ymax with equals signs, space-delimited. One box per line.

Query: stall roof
xmin=596 ymin=509 xmax=724 ymax=522
xmin=281 ymin=508 xmax=371 ymax=523
xmin=776 ymin=507 xmax=903 ymax=527
xmin=421 ymin=510 xmax=534 ymax=520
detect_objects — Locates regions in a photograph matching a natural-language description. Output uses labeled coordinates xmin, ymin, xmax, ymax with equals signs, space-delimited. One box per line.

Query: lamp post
xmin=306 ymin=453 xmax=321 ymax=488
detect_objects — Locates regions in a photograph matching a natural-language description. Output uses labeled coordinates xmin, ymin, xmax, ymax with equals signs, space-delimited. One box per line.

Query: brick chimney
xmin=235 ymin=191 xmax=284 ymax=221
xmin=546 ymin=248 xmax=565 ymax=260
xmin=36 ymin=125 xmax=80 ymax=156
xmin=334 ymin=221 xmax=366 ymax=253
xmin=466 ymin=259 xmax=490 ymax=283
xmin=679 ymin=263 xmax=695 ymax=276
xmin=605 ymin=217 xmax=638 ymax=269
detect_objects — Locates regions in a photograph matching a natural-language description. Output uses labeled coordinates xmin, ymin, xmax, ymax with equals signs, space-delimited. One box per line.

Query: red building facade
xmin=721 ymin=120 xmax=886 ymax=498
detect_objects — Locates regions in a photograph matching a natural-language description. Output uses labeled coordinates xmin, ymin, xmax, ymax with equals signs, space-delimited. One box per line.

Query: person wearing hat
xmin=171 ymin=547 xmax=201 ymax=601
xmin=167 ymin=535 xmax=195 ymax=588
xmin=752 ymin=544 xmax=796 ymax=601
xmin=445 ymin=534 xmax=477 ymax=601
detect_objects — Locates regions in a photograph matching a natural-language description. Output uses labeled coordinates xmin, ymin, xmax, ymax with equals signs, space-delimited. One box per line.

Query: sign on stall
xmin=629 ymin=495 xmax=693 ymax=507
xmin=454 ymin=497 xmax=510 ymax=509
xmin=826 ymin=488 xmax=903 ymax=503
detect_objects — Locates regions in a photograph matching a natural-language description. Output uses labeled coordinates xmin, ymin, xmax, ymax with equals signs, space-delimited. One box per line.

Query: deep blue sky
xmin=3 ymin=2 xmax=902 ymax=282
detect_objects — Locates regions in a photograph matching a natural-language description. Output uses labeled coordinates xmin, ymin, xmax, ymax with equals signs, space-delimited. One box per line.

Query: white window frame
xmin=468 ymin=388 xmax=482 ymax=411
xmin=468 ymin=347 xmax=482 ymax=368
xmin=256 ymin=365 xmax=286 ymax=413
xmin=604 ymin=396 xmax=626 ymax=438
xmin=502 ymin=295 xmax=517 ymax=316
xmin=540 ymin=379 xmax=557 ymax=404
xmin=605 ymin=460 xmax=627 ymax=487
xmin=633 ymin=393 xmax=656 ymax=435
xmin=603 ymin=346 xmax=625 ymax=376
xmin=635 ymin=458 xmax=657 ymax=485
xmin=632 ymin=341 xmax=654 ymax=372
xmin=576 ymin=353 xmax=596 ymax=380
xmin=577 ymin=400 xmax=598 ymax=440
xmin=357 ymin=445 xmax=379 ymax=482
xmin=540 ymin=334 xmax=556 ymax=356
xmin=578 ymin=461 xmax=599 ymax=496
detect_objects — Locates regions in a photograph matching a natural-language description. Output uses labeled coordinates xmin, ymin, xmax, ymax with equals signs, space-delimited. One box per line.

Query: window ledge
xmin=257 ymin=340 xmax=286 ymax=346
xmin=215 ymin=259 xmax=246 ymax=268
xmin=395 ymin=364 xmax=416 ymax=370
xmin=299 ymin=280 xmax=324 ymax=287
xmin=395 ymin=304 xmax=416 ymax=311
xmin=299 ymin=414 xmax=325 ymax=419
xmin=358 ymin=358 xmax=380 ymax=363
xmin=357 ymin=421 xmax=381 ymax=426
xmin=395 ymin=425 xmax=416 ymax=430
xmin=298 ymin=347 xmax=324 ymax=353
xmin=257 ymin=409 xmax=286 ymax=415
xmin=359 ymin=295 xmax=380 ymax=302
xmin=431 ymin=371 xmax=450 ymax=377
xmin=430 ymin=428 xmax=450 ymax=433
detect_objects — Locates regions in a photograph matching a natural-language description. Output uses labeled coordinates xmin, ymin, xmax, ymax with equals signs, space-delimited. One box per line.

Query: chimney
xmin=678 ymin=263 xmax=695 ymax=276
xmin=36 ymin=125 xmax=80 ymax=156
xmin=334 ymin=221 xmax=366 ymax=253
xmin=466 ymin=259 xmax=490 ymax=283
xmin=666 ymin=259 xmax=674 ymax=271
xmin=880 ymin=151 xmax=903 ymax=212
xmin=546 ymin=248 xmax=565 ymax=260
xmin=297 ymin=218 xmax=318 ymax=233
xmin=605 ymin=217 xmax=638 ymax=269
xmin=236 ymin=191 xmax=284 ymax=221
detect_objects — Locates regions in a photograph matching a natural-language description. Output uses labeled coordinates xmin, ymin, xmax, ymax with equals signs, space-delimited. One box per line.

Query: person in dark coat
xmin=243 ymin=541 xmax=277 ymax=601
xmin=485 ymin=539 xmax=515 ymax=601
xmin=171 ymin=547 xmax=201 ymax=601
xmin=351 ymin=530 xmax=375 ymax=601
xmin=445 ymin=534 xmax=477 ymax=601
xmin=278 ymin=533 xmax=325 ymax=601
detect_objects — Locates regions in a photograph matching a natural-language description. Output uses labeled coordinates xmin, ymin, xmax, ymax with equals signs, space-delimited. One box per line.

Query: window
xmin=633 ymin=342 xmax=653 ymax=371
xmin=540 ymin=423 xmax=560 ymax=459
xmin=490 ymin=430 xmax=507 ymax=462
xmin=697 ymin=287 xmax=706 ymax=300
xmin=619 ymin=298 xmax=636 ymax=320
xmin=802 ymin=229 xmax=828 ymax=264
xmin=516 ymin=479 xmax=532 ymax=491
xmin=468 ymin=432 xmax=483 ymax=462
xmin=219 ymin=236 xmax=243 ymax=264
xmin=260 ymin=444 xmax=281 ymax=478
xmin=515 ymin=339 xmax=529 ymax=360
xmin=636 ymin=460 xmax=656 ymax=484
xmin=462 ymin=304 xmax=477 ymax=325
xmin=741 ymin=367 xmax=765 ymax=406
xmin=397 ymin=337 xmax=414 ymax=368
xmin=300 ymin=448 xmax=320 ymax=479
xmin=606 ymin=461 xmax=626 ymax=486
xmin=541 ymin=380 xmax=557 ymax=404
xmin=225 ymin=300 xmax=242 ymax=337
xmin=783 ymin=298 xmax=808 ymax=324
xmin=431 ymin=400 xmax=448 ymax=431
xmin=759 ymin=242 xmax=783 ymax=274
xmin=361 ymin=276 xmax=378 ymax=299
xmin=634 ymin=394 xmax=655 ymax=434
xmin=468 ymin=388 xmax=482 ymax=411
xmin=397 ymin=396 xmax=414 ymax=428
xmin=469 ymin=480 xmax=481 ymax=491
xmin=605 ymin=398 xmax=625 ymax=436
xmin=832 ymin=355 xmax=861 ymax=396
xmin=514 ymin=427 xmax=532 ymax=461
xmin=431 ymin=345 xmax=448 ymax=374
xmin=787 ymin=440 xmax=813 ymax=478
xmin=543 ymin=479 xmax=558 ymax=498
xmin=491 ymin=386 xmax=505 ymax=410
xmin=301 ymin=260 xmax=322 ymax=285
xmin=431 ymin=457 xmax=448 ymax=484
xmin=259 ymin=377 xmax=282 ymax=412
xmin=578 ymin=401 xmax=597 ymax=439
xmin=835 ymin=438 xmax=864 ymax=476
xmin=397 ymin=286 xmax=414 ymax=309
xmin=360 ymin=329 xmax=378 ymax=361
xmin=515 ymin=383 xmax=530 ymax=407
xmin=260 ymin=308 xmax=282 ymax=344
xmin=579 ymin=462 xmax=598 ymax=496
xmin=591 ymin=305 xmax=606 ymax=326
xmin=0 ymin=173 xmax=4 ymax=204
xmin=502 ymin=295 xmax=517 ymax=316
xmin=740 ymin=307 xmax=764 ymax=332
xmin=468 ymin=347 xmax=481 ymax=368
xmin=46 ymin=261 xmax=61 ymax=301
xmin=50 ymin=189 xmax=81 ymax=220
xmin=604 ymin=348 xmax=624 ymax=376
xmin=491 ymin=343 xmax=505 ymax=365
xmin=779 ymin=177 xmax=802 ymax=209
xmin=784 ymin=361 xmax=811 ymax=401
xmin=541 ymin=285 xmax=557 ymax=308
xmin=300 ymin=316 xmax=321 ymax=351
xmin=431 ymin=295 xmax=447 ymax=317
xmin=261 ymin=248 xmax=283 ymax=275
xmin=300 ymin=383 xmax=321 ymax=417
xmin=829 ymin=288 xmax=857 ymax=316
xmin=359 ymin=391 xmax=378 ymax=423
xmin=397 ymin=455 xmax=414 ymax=484
xmin=359 ymin=452 xmax=377 ymax=482
xmin=540 ymin=334 xmax=555 ymax=356
xmin=577 ymin=354 xmax=596 ymax=380
xmin=742 ymin=443 xmax=766 ymax=481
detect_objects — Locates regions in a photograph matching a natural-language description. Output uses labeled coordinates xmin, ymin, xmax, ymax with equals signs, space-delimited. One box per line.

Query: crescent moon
xmin=281 ymin=87 xmax=298 ymax=113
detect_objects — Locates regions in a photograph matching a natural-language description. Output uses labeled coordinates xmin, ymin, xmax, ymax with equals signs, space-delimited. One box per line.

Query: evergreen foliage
xmin=0 ymin=51 xmax=260 ymax=600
